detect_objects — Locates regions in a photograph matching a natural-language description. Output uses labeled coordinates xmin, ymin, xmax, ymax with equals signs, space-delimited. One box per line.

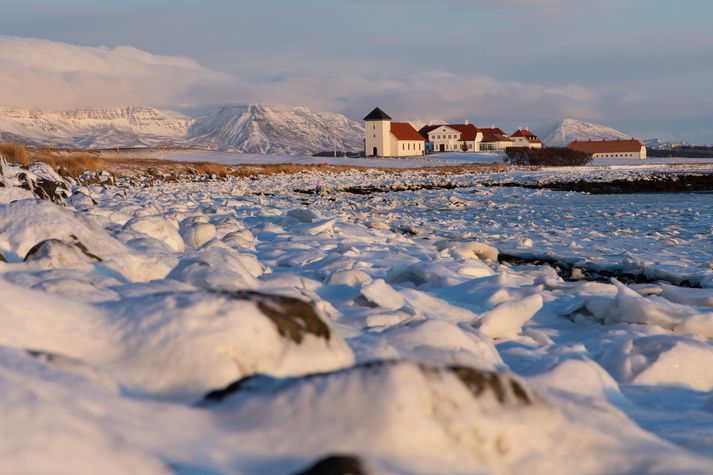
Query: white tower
xmin=363 ymin=107 xmax=392 ymax=157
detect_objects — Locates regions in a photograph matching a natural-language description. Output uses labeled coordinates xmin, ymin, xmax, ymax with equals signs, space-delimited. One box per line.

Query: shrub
xmin=505 ymin=147 xmax=593 ymax=167
xmin=0 ymin=142 xmax=30 ymax=166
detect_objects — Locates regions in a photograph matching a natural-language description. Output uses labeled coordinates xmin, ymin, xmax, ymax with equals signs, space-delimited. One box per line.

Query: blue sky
xmin=1 ymin=0 xmax=712 ymax=142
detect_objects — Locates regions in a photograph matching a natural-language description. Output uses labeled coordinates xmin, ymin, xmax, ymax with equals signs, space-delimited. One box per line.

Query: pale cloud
xmin=0 ymin=35 xmax=238 ymax=109
xmin=0 ymin=35 xmax=669 ymax=136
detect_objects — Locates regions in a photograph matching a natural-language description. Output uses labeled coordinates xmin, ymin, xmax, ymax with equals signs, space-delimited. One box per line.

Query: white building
xmin=510 ymin=129 xmax=543 ymax=149
xmin=418 ymin=123 xmax=482 ymax=153
xmin=364 ymin=108 xmax=425 ymax=157
xmin=479 ymin=128 xmax=513 ymax=151
xmin=568 ymin=139 xmax=647 ymax=159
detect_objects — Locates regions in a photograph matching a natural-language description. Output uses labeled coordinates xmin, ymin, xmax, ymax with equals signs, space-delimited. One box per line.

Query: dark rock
xmin=15 ymin=170 xmax=70 ymax=204
xmin=219 ymin=290 xmax=331 ymax=344
xmin=447 ymin=365 xmax=532 ymax=405
xmin=199 ymin=360 xmax=534 ymax=408
xmin=24 ymin=237 xmax=103 ymax=263
xmin=498 ymin=253 xmax=700 ymax=288
xmin=0 ymin=251 xmax=6 ymax=263
xmin=486 ymin=173 xmax=713 ymax=194
xmin=201 ymin=374 xmax=263 ymax=403
xmin=293 ymin=455 xmax=366 ymax=475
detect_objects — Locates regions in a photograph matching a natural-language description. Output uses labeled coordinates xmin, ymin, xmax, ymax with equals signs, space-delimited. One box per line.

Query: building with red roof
xmin=568 ymin=139 xmax=647 ymax=159
xmin=363 ymin=107 xmax=425 ymax=157
xmin=511 ymin=129 xmax=543 ymax=149
xmin=418 ymin=122 xmax=483 ymax=153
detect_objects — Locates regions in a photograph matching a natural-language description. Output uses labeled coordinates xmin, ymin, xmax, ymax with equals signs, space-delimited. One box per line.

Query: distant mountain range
xmin=0 ymin=106 xmax=677 ymax=154
xmin=0 ymin=104 xmax=364 ymax=155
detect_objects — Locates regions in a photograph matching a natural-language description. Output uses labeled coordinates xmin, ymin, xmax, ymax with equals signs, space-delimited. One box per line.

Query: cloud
xmin=0 ymin=35 xmax=688 ymax=140
xmin=0 ymin=35 xmax=239 ymax=109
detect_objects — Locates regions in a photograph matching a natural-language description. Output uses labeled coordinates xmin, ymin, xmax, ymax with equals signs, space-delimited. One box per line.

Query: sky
xmin=0 ymin=0 xmax=712 ymax=143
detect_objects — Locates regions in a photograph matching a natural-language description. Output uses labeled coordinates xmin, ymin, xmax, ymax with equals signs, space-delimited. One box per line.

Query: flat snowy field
xmin=153 ymin=149 xmax=713 ymax=169
xmin=2 ymin=157 xmax=713 ymax=474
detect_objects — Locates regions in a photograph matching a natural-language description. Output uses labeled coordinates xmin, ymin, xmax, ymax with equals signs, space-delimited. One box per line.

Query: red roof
xmin=511 ymin=129 xmax=542 ymax=144
xmin=448 ymin=124 xmax=479 ymax=142
xmin=478 ymin=127 xmax=506 ymax=136
xmin=481 ymin=134 xmax=513 ymax=143
xmin=568 ymin=139 xmax=644 ymax=154
xmin=390 ymin=122 xmax=425 ymax=141
xmin=417 ymin=123 xmax=479 ymax=141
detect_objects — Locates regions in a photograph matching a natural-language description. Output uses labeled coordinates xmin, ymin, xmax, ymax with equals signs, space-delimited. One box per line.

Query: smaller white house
xmin=510 ymin=129 xmax=543 ymax=149
xmin=479 ymin=128 xmax=513 ymax=151
xmin=364 ymin=107 xmax=425 ymax=157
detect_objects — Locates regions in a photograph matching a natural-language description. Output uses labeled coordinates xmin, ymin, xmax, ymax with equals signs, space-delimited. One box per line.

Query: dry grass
xmin=0 ymin=142 xmax=30 ymax=166
xmin=192 ymin=162 xmax=230 ymax=177
xmin=38 ymin=153 xmax=105 ymax=177
xmin=0 ymin=143 xmax=105 ymax=177
xmin=3 ymin=144 xmax=507 ymax=181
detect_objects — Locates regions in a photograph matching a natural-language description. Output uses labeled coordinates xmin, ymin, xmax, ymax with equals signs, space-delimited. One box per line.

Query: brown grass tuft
xmin=31 ymin=151 xmax=105 ymax=177
xmin=193 ymin=162 xmax=230 ymax=177
xmin=0 ymin=142 xmax=30 ymax=166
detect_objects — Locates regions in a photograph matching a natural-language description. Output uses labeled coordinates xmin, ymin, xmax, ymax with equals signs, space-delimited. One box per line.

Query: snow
xmin=2 ymin=156 xmax=713 ymax=473
xmin=0 ymin=104 xmax=364 ymax=154
xmin=534 ymin=118 xmax=634 ymax=147
xmin=157 ymin=149 xmax=508 ymax=168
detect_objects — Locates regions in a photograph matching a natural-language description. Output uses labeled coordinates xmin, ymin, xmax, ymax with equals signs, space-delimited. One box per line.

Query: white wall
xmin=592 ymin=147 xmax=646 ymax=159
xmin=428 ymin=126 xmax=461 ymax=152
xmin=390 ymin=136 xmax=424 ymax=157
xmin=364 ymin=120 xmax=391 ymax=157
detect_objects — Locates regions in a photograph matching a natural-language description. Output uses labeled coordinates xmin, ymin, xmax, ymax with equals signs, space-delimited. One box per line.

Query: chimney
xmin=464 ymin=119 xmax=469 ymax=125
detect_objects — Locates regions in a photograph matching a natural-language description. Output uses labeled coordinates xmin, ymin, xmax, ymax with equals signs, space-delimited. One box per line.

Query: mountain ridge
xmin=0 ymin=104 xmax=365 ymax=155
xmin=533 ymin=118 xmax=635 ymax=147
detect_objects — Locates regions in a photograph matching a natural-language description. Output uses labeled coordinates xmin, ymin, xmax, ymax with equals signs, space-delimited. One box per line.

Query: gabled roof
xmin=568 ymin=139 xmax=644 ymax=154
xmin=418 ymin=125 xmax=440 ymax=140
xmin=481 ymin=134 xmax=513 ymax=143
xmin=363 ymin=107 xmax=392 ymax=121
xmin=479 ymin=127 xmax=507 ymax=136
xmin=391 ymin=122 xmax=425 ymax=141
xmin=418 ymin=123 xmax=480 ymax=142
xmin=448 ymin=124 xmax=479 ymax=142
xmin=512 ymin=129 xmax=542 ymax=143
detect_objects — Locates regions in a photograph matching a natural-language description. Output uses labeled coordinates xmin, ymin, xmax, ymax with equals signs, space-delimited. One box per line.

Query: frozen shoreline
xmin=2 ymin=156 xmax=713 ymax=473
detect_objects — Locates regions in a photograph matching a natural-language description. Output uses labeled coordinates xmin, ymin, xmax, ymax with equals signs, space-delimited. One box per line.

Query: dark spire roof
xmin=363 ymin=107 xmax=392 ymax=121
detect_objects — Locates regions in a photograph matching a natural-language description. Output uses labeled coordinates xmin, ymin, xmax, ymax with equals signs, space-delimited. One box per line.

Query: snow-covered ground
xmin=155 ymin=150 xmax=508 ymax=167
xmin=2 ymin=156 xmax=713 ymax=473
xmin=152 ymin=149 xmax=713 ymax=169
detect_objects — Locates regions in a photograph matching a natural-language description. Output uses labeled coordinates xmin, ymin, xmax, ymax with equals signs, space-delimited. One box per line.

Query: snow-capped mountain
xmin=0 ymin=107 xmax=193 ymax=148
xmin=0 ymin=104 xmax=365 ymax=155
xmin=185 ymin=104 xmax=364 ymax=154
xmin=534 ymin=118 xmax=634 ymax=147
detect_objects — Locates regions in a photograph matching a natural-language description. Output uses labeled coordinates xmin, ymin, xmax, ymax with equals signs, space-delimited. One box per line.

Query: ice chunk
xmin=182 ymin=222 xmax=217 ymax=248
xmin=357 ymin=279 xmax=405 ymax=310
xmin=167 ymin=248 xmax=260 ymax=291
xmin=475 ymin=294 xmax=544 ymax=339
xmin=124 ymin=216 xmax=184 ymax=253
xmin=326 ymin=269 xmax=373 ymax=287
xmin=598 ymin=335 xmax=713 ymax=392
xmin=436 ymin=240 xmax=499 ymax=261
